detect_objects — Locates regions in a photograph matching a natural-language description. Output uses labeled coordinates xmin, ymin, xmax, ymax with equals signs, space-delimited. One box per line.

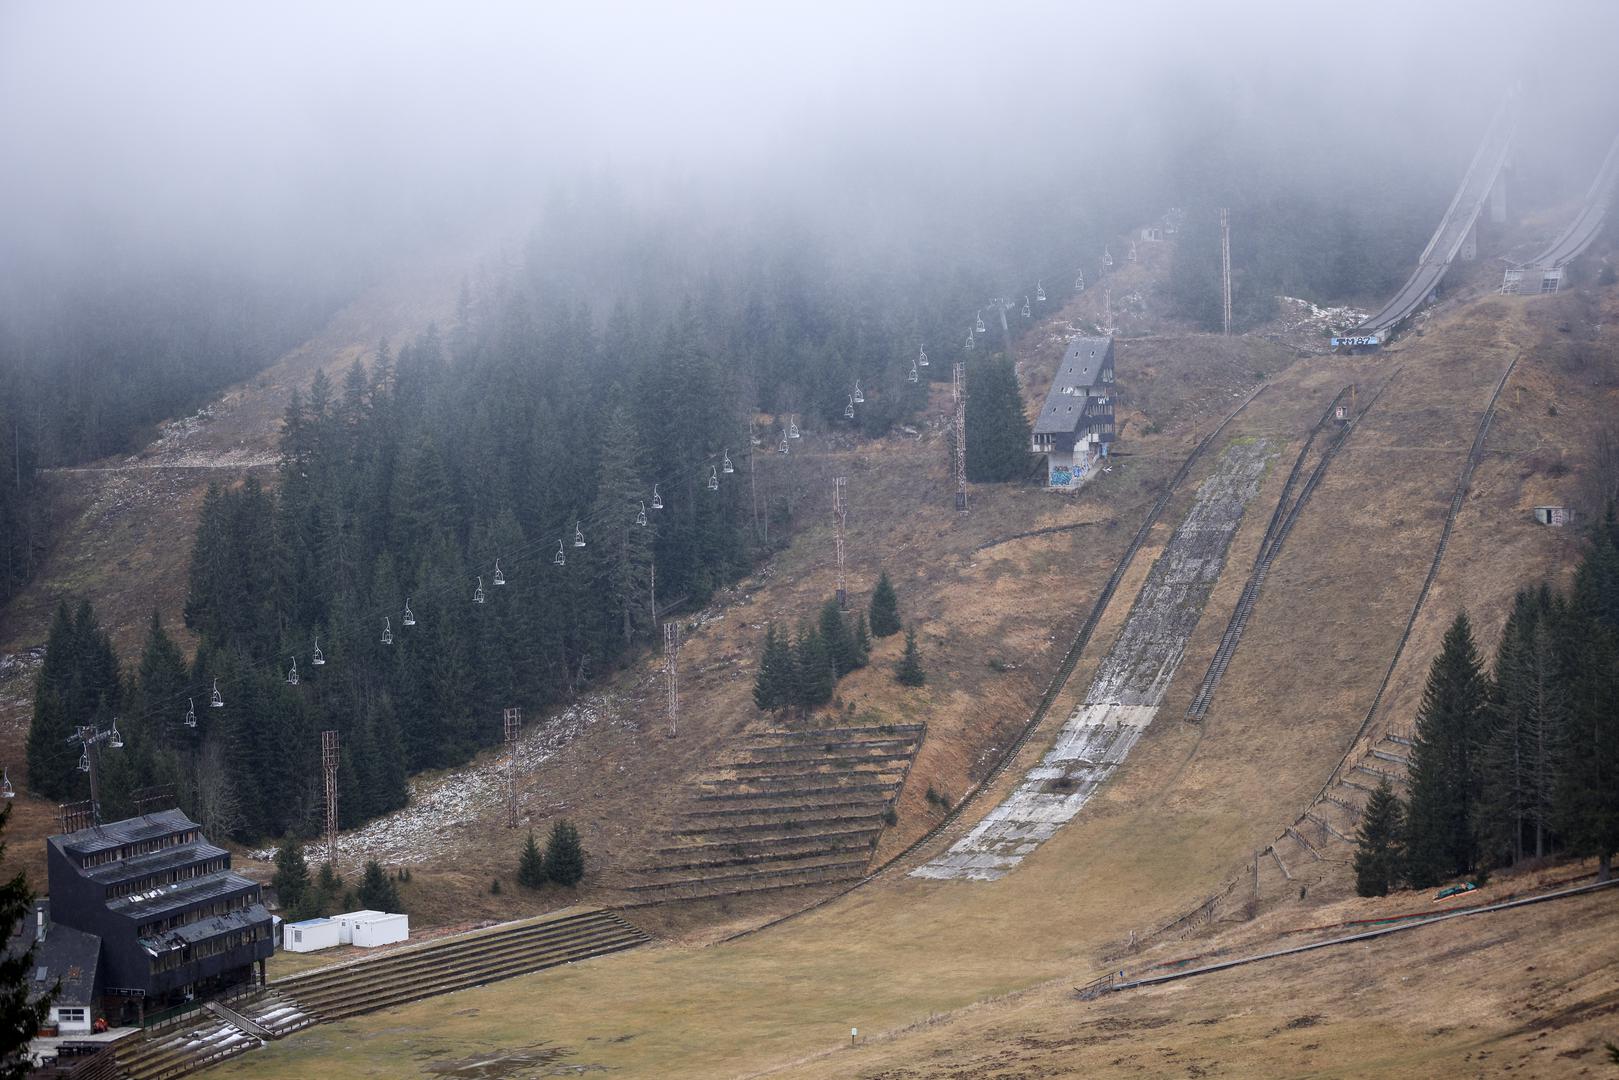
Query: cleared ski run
xmin=914 ymin=438 xmax=1274 ymax=881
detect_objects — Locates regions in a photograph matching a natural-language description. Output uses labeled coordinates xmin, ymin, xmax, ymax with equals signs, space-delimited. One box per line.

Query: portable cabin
xmin=283 ymin=918 xmax=340 ymax=953
xmin=336 ymin=911 xmax=409 ymax=948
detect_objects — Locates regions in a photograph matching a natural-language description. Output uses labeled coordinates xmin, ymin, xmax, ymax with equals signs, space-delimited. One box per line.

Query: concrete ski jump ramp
xmin=914 ymin=437 xmax=1274 ymax=881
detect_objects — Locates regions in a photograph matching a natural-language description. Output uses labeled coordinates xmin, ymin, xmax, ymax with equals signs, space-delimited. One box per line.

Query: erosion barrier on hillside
xmin=913 ymin=437 xmax=1275 ymax=881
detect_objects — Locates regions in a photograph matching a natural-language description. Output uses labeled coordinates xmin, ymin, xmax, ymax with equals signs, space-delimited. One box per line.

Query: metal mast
xmin=834 ymin=476 xmax=849 ymax=609
xmin=953 ymin=362 xmax=969 ymax=512
xmin=503 ymin=707 xmax=522 ymax=828
xmin=663 ymin=621 xmax=680 ymax=738
xmin=321 ymin=729 xmax=339 ymax=867
xmin=1220 ymin=207 xmax=1233 ymax=336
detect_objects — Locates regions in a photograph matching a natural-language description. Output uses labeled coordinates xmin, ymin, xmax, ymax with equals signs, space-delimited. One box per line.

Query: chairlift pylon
xmin=1036 ymin=280 xmax=1046 ymax=302
xmin=574 ymin=523 xmax=586 ymax=548
xmin=636 ymin=501 xmax=648 ymax=526
xmin=651 ymin=484 xmax=664 ymax=509
xmin=381 ymin=618 xmax=393 ymax=645
xmin=493 ymin=559 xmax=505 ymax=586
xmin=402 ymin=599 xmax=416 ymax=627
xmin=185 ymin=698 xmax=197 ymax=728
xmin=312 ymin=638 xmax=325 ymax=666
xmin=211 ymin=679 xmax=225 ymax=707
xmin=722 ymin=449 xmax=734 ymax=474
xmin=708 ymin=465 xmax=720 ymax=491
xmin=473 ymin=576 xmax=486 ymax=604
xmin=554 ymin=540 xmax=566 ymax=567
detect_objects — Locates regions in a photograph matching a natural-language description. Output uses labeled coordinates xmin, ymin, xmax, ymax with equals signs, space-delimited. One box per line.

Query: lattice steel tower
xmin=834 ymin=476 xmax=849 ymax=609
xmin=321 ymin=729 xmax=340 ymax=867
xmin=503 ymin=707 xmax=522 ymax=828
xmin=663 ymin=621 xmax=680 ymax=738
xmin=1220 ymin=207 xmax=1233 ymax=336
xmin=953 ymin=362 xmax=969 ymax=512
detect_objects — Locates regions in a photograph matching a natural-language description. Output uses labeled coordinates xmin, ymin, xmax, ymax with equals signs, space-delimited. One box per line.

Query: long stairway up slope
xmin=273 ymin=908 xmax=648 ymax=1022
xmin=627 ymin=724 xmax=924 ymax=903
xmin=111 ymin=989 xmax=311 ymax=1080
xmin=915 ymin=438 xmax=1275 ymax=882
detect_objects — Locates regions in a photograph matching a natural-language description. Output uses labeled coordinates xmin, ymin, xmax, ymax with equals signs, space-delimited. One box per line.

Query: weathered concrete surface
xmin=914 ymin=438 xmax=1273 ymax=881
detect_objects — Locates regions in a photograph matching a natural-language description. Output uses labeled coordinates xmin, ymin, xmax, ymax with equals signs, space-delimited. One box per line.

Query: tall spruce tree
xmin=543 ymin=820 xmax=586 ymax=886
xmin=272 ymin=837 xmax=311 ymax=916
xmin=793 ymin=624 xmax=835 ymax=711
xmin=869 ymin=571 xmax=901 ymax=637
xmin=1403 ymin=613 xmax=1488 ymax=886
xmin=818 ymin=598 xmax=859 ymax=678
xmin=964 ymin=355 xmax=1031 ymax=482
xmin=517 ymin=830 xmax=546 ymax=888
xmin=1556 ymin=527 xmax=1619 ymax=880
xmin=1354 ymin=779 xmax=1405 ymax=897
xmin=357 ymin=860 xmax=402 ymax=912
xmin=894 ymin=626 xmax=926 ymax=687
xmin=753 ymin=624 xmax=793 ymax=712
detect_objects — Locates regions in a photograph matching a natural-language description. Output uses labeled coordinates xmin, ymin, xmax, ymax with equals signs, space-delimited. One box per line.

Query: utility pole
xmin=663 ymin=621 xmax=680 ymax=738
xmin=503 ymin=707 xmax=521 ymax=828
xmin=953 ymin=362 xmax=969 ymax=512
xmin=321 ymin=729 xmax=339 ymax=867
xmin=1220 ymin=207 xmax=1233 ymax=336
xmin=834 ymin=476 xmax=849 ymax=610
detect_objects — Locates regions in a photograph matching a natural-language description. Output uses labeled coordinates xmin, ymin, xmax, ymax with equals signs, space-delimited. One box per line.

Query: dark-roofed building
xmin=4 ymin=901 xmax=102 ymax=1034
xmin=46 ymin=809 xmax=273 ymax=1022
xmin=1032 ymin=336 xmax=1116 ymax=488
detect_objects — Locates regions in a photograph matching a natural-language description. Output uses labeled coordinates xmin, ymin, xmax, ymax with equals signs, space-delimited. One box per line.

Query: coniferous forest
xmin=1355 ymin=512 xmax=1619 ymax=892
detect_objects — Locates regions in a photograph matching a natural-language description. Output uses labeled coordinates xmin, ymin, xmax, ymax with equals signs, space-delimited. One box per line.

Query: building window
xmin=57 ymin=1008 xmax=86 ymax=1024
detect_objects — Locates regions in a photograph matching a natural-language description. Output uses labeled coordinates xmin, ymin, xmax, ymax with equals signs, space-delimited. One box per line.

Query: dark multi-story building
xmin=1031 ymin=335 xmax=1116 ymax=489
xmin=46 ymin=809 xmax=273 ymax=1022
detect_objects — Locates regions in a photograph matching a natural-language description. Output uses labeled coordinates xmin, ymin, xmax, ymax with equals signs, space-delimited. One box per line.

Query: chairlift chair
xmin=652 ymin=484 xmax=664 ymax=509
xmin=185 ymin=699 xmax=197 ymax=728
xmin=574 ymin=523 xmax=586 ymax=548
xmin=918 ymin=344 xmax=929 ymax=367
xmin=778 ymin=434 xmax=789 ymax=454
xmin=708 ymin=466 xmax=720 ymax=491
xmin=554 ymin=540 xmax=566 ymax=567
xmin=402 ymin=599 xmax=416 ymax=627
xmin=965 ymin=329 xmax=974 ymax=350
xmin=211 ymin=679 xmax=225 ymax=707
xmin=381 ymin=619 xmax=393 ymax=645
xmin=1103 ymin=246 xmax=1113 ymax=267
xmin=909 ymin=360 xmax=919 ymax=384
xmin=312 ymin=638 xmax=325 ymax=665
xmin=1021 ymin=297 xmax=1031 ymax=318
xmin=788 ymin=417 xmax=801 ymax=438
xmin=287 ymin=657 xmax=299 ymax=685
xmin=637 ymin=501 xmax=648 ymax=526
xmin=1 ymin=768 xmax=13 ymax=800
xmin=493 ymin=559 xmax=505 ymax=586
xmin=844 ymin=397 xmax=856 ymax=420
xmin=853 ymin=381 xmax=864 ymax=404
xmin=473 ymin=577 xmax=486 ymax=604
xmin=78 ymin=752 xmax=90 ymax=774
xmin=1036 ymin=280 xmax=1046 ymax=302
xmin=108 ymin=719 xmax=124 ymax=749
xmin=975 ymin=310 xmax=986 ymax=333
xmin=1075 ymin=271 xmax=1085 ymax=293
xmin=722 ymin=449 xmax=734 ymax=474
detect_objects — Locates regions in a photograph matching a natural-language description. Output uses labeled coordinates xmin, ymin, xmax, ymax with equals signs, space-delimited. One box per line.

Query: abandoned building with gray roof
xmin=1032 ymin=336 xmax=1116 ymax=488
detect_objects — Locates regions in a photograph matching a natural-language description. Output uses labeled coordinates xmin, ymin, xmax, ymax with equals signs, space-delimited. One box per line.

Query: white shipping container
xmin=350 ymin=912 xmax=409 ymax=948
xmin=283 ymin=918 xmax=341 ymax=953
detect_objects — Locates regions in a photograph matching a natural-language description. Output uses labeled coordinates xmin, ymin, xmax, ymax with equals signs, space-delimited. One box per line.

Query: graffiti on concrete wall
xmin=1050 ymin=466 xmax=1073 ymax=486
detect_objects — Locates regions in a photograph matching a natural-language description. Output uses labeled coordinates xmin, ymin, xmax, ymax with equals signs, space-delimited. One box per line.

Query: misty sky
xmin=3 ymin=0 xmax=1617 ymax=278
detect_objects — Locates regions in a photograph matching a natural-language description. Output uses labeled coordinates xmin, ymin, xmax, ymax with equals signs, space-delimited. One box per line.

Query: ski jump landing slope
xmin=1354 ymin=102 xmax=1516 ymax=338
xmin=914 ymin=438 xmax=1274 ymax=882
xmin=1520 ymin=130 xmax=1619 ymax=272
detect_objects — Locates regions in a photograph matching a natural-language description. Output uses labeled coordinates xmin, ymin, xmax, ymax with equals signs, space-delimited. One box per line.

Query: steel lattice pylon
xmin=953 ymin=363 xmax=968 ymax=512
xmin=321 ymin=729 xmax=339 ymax=866
xmin=663 ymin=622 xmax=680 ymax=738
xmin=503 ymin=707 xmax=522 ymax=828
xmin=834 ymin=476 xmax=849 ymax=609
xmin=1220 ymin=207 xmax=1233 ymax=336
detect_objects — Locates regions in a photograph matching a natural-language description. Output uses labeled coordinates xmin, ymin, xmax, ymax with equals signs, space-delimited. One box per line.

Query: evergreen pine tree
xmin=357 ymin=860 xmax=402 ymax=912
xmin=894 ymin=626 xmax=926 ymax=687
xmin=965 ymin=356 xmax=1031 ymax=482
xmin=517 ymin=830 xmax=546 ymax=888
xmin=1553 ymin=614 xmax=1619 ymax=880
xmin=852 ymin=613 xmax=871 ymax=668
xmin=753 ymin=624 xmax=793 ymax=712
xmin=1403 ymin=613 xmax=1488 ymax=887
xmin=793 ymin=625 xmax=835 ymax=711
xmin=869 ymin=571 xmax=901 ymax=637
xmin=543 ymin=820 xmax=585 ymax=886
xmin=819 ymin=598 xmax=858 ymax=677
xmin=1353 ymin=779 xmax=1405 ymax=897
xmin=272 ymin=836 xmax=311 ymax=915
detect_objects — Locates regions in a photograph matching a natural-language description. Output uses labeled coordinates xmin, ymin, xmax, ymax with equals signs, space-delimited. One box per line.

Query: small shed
xmin=335 ymin=910 xmax=408 ymax=948
xmin=283 ymin=918 xmax=340 ymax=953
xmin=1533 ymin=506 xmax=1573 ymax=527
